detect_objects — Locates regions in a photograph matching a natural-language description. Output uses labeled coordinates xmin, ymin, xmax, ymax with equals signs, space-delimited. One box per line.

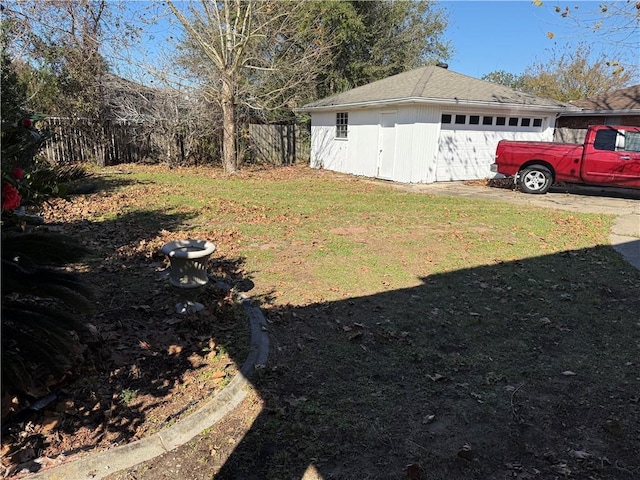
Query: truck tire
xmin=518 ymin=165 xmax=553 ymax=194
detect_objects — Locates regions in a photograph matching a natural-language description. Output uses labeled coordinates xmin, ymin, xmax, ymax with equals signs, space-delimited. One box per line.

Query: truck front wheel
xmin=518 ymin=166 xmax=553 ymax=194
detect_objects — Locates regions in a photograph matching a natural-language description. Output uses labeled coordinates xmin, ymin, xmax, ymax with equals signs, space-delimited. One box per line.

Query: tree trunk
xmin=221 ymin=79 xmax=237 ymax=174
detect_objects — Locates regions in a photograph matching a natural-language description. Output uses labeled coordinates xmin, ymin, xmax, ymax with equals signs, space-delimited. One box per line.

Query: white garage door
xmin=436 ymin=113 xmax=546 ymax=181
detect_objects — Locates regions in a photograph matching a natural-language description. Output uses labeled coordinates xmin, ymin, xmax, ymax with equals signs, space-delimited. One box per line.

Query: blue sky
xmin=441 ymin=0 xmax=634 ymax=78
xmin=117 ymin=1 xmax=637 ymax=84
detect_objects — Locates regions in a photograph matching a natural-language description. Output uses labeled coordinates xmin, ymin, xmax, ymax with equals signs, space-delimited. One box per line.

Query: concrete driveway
xmin=381 ymin=180 xmax=640 ymax=270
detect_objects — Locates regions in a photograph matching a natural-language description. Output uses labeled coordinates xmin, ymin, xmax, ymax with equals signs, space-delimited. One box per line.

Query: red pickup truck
xmin=491 ymin=125 xmax=640 ymax=194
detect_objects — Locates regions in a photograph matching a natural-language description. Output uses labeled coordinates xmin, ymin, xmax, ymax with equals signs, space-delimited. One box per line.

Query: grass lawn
xmin=79 ymin=164 xmax=616 ymax=306
xmin=43 ymin=164 xmax=640 ymax=480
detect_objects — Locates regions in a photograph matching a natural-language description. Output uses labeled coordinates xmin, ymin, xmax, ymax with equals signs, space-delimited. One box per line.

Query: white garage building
xmin=299 ymin=65 xmax=573 ymax=183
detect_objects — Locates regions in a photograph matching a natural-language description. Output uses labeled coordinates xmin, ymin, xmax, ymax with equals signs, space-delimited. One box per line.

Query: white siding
xmin=436 ymin=109 xmax=556 ymax=181
xmin=345 ymin=110 xmax=380 ymax=177
xmin=310 ymin=112 xmax=347 ymax=171
xmin=409 ymin=105 xmax=441 ymax=183
xmin=310 ymin=110 xmax=379 ymax=177
xmin=310 ymin=105 xmax=558 ymax=184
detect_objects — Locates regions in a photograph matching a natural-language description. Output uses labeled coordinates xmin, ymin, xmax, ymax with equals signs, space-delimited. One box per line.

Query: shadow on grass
xmin=0 ymin=207 xmax=250 ymax=475
xmin=4 ymin=207 xmax=640 ymax=479
xmin=209 ymin=245 xmax=640 ymax=480
xmin=65 ymin=172 xmax=154 ymax=198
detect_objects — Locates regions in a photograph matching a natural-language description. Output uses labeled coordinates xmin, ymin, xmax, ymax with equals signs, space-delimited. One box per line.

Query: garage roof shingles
xmin=302 ymin=65 xmax=571 ymax=110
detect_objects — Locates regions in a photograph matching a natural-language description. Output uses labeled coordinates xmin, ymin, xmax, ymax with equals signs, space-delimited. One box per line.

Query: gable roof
xmin=569 ymin=84 xmax=640 ymax=113
xmin=300 ymin=65 xmax=573 ymax=112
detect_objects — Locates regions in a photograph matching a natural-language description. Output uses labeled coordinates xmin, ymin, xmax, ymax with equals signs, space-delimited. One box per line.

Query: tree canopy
xmin=167 ymin=0 xmax=335 ymax=173
xmin=305 ymin=0 xmax=451 ymax=98
xmin=480 ymin=70 xmax=526 ymax=92
xmin=521 ymin=43 xmax=633 ymax=101
xmin=1 ymin=0 xmax=136 ymax=118
xmin=168 ymin=0 xmax=452 ymax=173
xmin=483 ymin=43 xmax=633 ymax=102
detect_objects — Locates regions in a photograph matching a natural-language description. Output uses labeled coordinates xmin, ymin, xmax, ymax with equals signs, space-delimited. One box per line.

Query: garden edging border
xmin=29 ymin=293 xmax=269 ymax=480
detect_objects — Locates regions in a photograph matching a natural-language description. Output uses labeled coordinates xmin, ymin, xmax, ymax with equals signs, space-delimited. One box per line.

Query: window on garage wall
xmin=441 ymin=113 xmax=546 ymax=130
xmin=336 ymin=112 xmax=348 ymax=139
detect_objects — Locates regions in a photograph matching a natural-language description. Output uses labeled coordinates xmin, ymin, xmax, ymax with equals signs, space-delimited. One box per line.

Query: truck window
xmin=623 ymin=132 xmax=640 ymax=152
xmin=593 ymin=129 xmax=617 ymax=151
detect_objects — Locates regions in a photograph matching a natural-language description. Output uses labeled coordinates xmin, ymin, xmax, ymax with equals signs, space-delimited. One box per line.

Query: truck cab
xmin=582 ymin=127 xmax=640 ymax=188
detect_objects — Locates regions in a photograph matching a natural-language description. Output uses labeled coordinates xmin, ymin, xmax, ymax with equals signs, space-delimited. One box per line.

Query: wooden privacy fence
xmin=248 ymin=124 xmax=310 ymax=165
xmin=553 ymin=127 xmax=588 ymax=144
xmin=39 ymin=118 xmax=308 ymax=166
xmin=40 ymin=117 xmax=222 ymax=166
xmin=41 ymin=118 xmax=157 ymax=166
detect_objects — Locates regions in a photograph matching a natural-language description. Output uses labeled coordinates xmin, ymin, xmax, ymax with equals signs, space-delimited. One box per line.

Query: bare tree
xmin=101 ymin=74 xmax=222 ymax=166
xmin=533 ymin=0 xmax=639 ymax=79
xmin=166 ymin=0 xmax=332 ymax=173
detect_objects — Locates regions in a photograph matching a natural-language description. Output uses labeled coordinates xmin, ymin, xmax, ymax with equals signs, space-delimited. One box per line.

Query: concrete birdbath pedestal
xmin=161 ymin=239 xmax=216 ymax=314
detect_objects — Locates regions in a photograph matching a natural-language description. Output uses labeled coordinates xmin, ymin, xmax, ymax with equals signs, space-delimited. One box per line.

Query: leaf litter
xmin=1 ymin=176 xmax=250 ymax=478
xmin=4 ymin=164 xmax=640 ymax=480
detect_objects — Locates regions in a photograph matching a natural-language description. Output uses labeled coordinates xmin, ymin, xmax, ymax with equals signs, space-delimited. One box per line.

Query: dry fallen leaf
xmin=422 ymin=414 xmax=435 ymax=424
xmin=348 ymin=331 xmax=363 ymax=341
xmin=571 ymin=449 xmax=592 ymax=459
xmin=167 ymin=344 xmax=183 ymax=355
xmin=164 ymin=317 xmax=184 ymax=325
xmin=40 ymin=415 xmax=60 ymax=432
xmin=405 ymin=463 xmax=422 ymax=479
xmin=457 ymin=444 xmax=475 ymax=461
xmin=551 ymin=463 xmax=571 ymax=475
xmin=284 ymin=395 xmax=307 ymax=407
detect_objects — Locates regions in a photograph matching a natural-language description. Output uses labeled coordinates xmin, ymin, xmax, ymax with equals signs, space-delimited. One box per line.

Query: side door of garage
xmin=377 ymin=112 xmax=397 ymax=180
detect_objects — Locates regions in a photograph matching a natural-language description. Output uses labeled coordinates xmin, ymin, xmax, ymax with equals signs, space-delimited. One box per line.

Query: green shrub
xmin=1 ymin=231 xmax=95 ymax=397
xmin=1 ymin=52 xmax=94 ymax=399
